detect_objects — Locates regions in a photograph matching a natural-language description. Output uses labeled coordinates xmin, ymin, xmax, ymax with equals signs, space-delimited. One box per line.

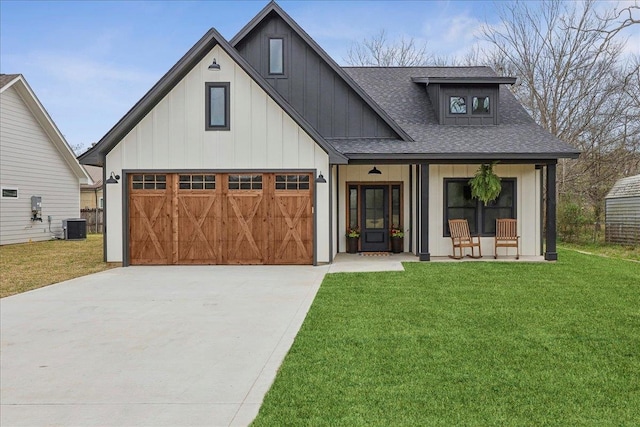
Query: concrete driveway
xmin=1 ymin=265 xmax=328 ymax=426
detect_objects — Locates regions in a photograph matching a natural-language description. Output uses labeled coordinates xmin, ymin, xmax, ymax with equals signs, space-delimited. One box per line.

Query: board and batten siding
xmin=235 ymin=14 xmax=398 ymax=139
xmin=605 ymin=197 xmax=640 ymax=245
xmin=429 ymin=164 xmax=541 ymax=257
xmin=0 ymin=86 xmax=81 ymax=245
xmin=105 ymin=45 xmax=330 ymax=263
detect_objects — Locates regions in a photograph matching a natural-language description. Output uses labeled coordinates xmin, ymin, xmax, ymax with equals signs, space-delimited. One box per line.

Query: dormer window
xmin=449 ymin=96 xmax=467 ymax=114
xmin=269 ymin=38 xmax=284 ymax=75
xmin=472 ymin=96 xmax=490 ymax=114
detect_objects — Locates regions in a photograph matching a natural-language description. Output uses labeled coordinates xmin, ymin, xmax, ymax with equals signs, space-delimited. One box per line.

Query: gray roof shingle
xmin=0 ymin=74 xmax=20 ymax=89
xmin=335 ymin=67 xmax=579 ymax=160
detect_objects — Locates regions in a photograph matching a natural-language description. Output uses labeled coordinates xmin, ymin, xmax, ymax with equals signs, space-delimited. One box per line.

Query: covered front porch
xmin=330 ymin=162 xmax=559 ymax=261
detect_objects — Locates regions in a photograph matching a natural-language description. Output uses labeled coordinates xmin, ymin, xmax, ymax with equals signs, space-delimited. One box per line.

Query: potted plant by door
xmin=390 ymin=227 xmax=404 ymax=253
xmin=346 ymin=227 xmax=360 ymax=254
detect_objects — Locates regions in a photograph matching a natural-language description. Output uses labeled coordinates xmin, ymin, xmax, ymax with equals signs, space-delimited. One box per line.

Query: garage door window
xmin=229 ymin=175 xmax=262 ymax=190
xmin=275 ymin=174 xmax=310 ymax=190
xmin=179 ymin=174 xmax=216 ymax=190
xmin=132 ymin=174 xmax=166 ymax=190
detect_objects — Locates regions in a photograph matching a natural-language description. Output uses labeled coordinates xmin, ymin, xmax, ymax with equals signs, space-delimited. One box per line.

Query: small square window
xmin=472 ymin=96 xmax=490 ymax=114
xmin=1 ymin=188 xmax=18 ymax=198
xmin=269 ymin=38 xmax=284 ymax=75
xmin=449 ymin=96 xmax=467 ymax=114
xmin=205 ymin=82 xmax=230 ymax=131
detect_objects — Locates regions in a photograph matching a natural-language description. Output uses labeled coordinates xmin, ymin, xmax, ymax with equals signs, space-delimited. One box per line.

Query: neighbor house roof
xmin=0 ymin=74 xmax=91 ymax=183
xmin=336 ymin=67 xmax=580 ymax=161
xmin=81 ymin=165 xmax=103 ymax=189
xmin=78 ymin=27 xmax=348 ymax=167
xmin=606 ymin=174 xmax=640 ymax=199
xmin=0 ymin=74 xmax=21 ymax=89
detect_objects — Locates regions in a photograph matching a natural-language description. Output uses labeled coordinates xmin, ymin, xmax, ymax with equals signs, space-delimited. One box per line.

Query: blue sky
xmin=0 ymin=1 xmax=636 ymax=153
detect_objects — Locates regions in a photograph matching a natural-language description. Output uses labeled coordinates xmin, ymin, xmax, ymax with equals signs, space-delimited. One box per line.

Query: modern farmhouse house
xmin=79 ymin=1 xmax=579 ymax=266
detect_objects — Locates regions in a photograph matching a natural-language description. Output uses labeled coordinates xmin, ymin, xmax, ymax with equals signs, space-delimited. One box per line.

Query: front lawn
xmin=253 ymin=249 xmax=640 ymax=426
xmin=0 ymin=234 xmax=113 ymax=298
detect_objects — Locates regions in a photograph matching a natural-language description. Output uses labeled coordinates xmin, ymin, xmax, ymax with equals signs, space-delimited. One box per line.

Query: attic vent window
xmin=269 ymin=38 xmax=284 ymax=75
xmin=1 ymin=188 xmax=18 ymax=198
xmin=449 ymin=96 xmax=467 ymax=114
xmin=205 ymin=82 xmax=230 ymax=131
xmin=473 ymin=96 xmax=490 ymax=114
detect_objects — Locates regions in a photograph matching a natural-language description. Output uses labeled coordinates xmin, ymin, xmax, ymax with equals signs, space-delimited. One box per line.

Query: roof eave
xmin=344 ymin=151 xmax=580 ymax=163
xmin=412 ymin=77 xmax=518 ymax=85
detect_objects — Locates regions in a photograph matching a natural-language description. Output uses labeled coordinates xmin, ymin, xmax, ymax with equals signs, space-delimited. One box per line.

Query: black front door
xmin=361 ymin=186 xmax=389 ymax=251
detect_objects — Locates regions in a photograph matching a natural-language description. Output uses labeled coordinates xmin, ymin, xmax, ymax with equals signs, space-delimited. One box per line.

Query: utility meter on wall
xmin=31 ymin=196 xmax=42 ymax=222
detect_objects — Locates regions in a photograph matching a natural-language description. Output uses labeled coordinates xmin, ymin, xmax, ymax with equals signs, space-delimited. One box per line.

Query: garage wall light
xmin=106 ymin=172 xmax=120 ymax=184
xmin=368 ymin=166 xmax=382 ymax=175
xmin=315 ymin=172 xmax=327 ymax=183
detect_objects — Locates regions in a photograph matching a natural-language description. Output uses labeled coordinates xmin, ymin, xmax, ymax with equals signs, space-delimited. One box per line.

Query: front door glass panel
xmin=361 ymin=186 xmax=389 ymax=251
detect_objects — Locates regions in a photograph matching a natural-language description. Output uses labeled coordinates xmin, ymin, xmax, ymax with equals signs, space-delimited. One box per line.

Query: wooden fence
xmin=80 ymin=208 xmax=103 ymax=233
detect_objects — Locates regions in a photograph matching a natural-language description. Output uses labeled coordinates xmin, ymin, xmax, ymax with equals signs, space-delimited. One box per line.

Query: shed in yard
xmin=605 ymin=174 xmax=640 ymax=245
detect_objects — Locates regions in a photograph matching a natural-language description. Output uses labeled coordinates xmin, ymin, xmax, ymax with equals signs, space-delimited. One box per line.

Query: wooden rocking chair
xmin=494 ymin=218 xmax=520 ymax=259
xmin=448 ymin=219 xmax=482 ymax=259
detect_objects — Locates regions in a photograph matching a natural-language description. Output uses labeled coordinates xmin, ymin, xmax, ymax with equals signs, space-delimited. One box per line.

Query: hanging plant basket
xmin=469 ymin=162 xmax=501 ymax=205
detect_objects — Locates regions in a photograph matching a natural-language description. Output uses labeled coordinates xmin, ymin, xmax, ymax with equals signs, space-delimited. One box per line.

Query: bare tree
xmin=481 ymin=0 xmax=640 ymax=223
xmin=344 ymin=30 xmax=435 ymax=66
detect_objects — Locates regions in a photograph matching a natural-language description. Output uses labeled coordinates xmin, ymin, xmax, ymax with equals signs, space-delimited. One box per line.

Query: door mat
xmin=359 ymin=252 xmax=391 ymax=257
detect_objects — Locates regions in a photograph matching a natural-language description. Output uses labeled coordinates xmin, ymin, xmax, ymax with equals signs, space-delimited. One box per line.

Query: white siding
xmin=0 ymin=87 xmax=81 ymax=245
xmin=105 ymin=46 xmax=330 ymax=263
xmin=429 ymin=164 xmax=541 ymax=257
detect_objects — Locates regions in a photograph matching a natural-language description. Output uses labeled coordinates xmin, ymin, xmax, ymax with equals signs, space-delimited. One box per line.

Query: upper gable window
xmin=449 ymin=96 xmax=467 ymax=114
xmin=269 ymin=38 xmax=284 ymax=75
xmin=472 ymin=96 xmax=490 ymax=114
xmin=205 ymin=82 xmax=230 ymax=131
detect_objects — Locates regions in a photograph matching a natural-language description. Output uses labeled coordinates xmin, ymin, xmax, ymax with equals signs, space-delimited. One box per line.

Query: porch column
xmin=545 ymin=162 xmax=558 ymax=261
xmin=419 ymin=163 xmax=430 ymax=261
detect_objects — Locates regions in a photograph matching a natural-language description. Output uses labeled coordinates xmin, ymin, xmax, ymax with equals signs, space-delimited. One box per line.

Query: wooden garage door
xmin=129 ymin=172 xmax=313 ymax=265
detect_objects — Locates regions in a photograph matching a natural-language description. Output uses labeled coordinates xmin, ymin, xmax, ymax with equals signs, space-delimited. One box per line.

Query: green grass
xmin=0 ymin=234 xmax=114 ymax=298
xmin=253 ymin=249 xmax=640 ymax=426
xmin=560 ymin=241 xmax=640 ymax=262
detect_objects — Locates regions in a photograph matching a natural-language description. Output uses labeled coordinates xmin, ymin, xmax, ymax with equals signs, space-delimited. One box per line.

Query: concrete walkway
xmin=329 ymin=253 xmax=419 ymax=273
xmin=0 ymin=265 xmax=328 ymax=427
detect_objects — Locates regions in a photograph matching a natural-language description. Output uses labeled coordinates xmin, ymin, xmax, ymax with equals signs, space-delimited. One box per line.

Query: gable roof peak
xmin=230 ymin=0 xmax=413 ymax=143
xmin=79 ymin=22 xmax=347 ymax=166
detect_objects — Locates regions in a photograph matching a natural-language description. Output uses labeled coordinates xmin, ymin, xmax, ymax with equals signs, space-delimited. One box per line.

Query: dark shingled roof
xmin=334 ymin=67 xmax=579 ymax=161
xmin=0 ymin=74 xmax=20 ymax=89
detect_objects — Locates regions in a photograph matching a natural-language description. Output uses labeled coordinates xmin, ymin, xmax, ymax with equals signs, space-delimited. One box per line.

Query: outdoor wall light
xmin=368 ymin=166 xmax=382 ymax=175
xmin=208 ymin=58 xmax=221 ymax=70
xmin=106 ymin=172 xmax=120 ymax=184
xmin=315 ymin=172 xmax=327 ymax=183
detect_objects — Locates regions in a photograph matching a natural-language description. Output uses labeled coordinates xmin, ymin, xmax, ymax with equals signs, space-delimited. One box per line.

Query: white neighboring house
xmin=0 ymin=74 xmax=90 ymax=245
